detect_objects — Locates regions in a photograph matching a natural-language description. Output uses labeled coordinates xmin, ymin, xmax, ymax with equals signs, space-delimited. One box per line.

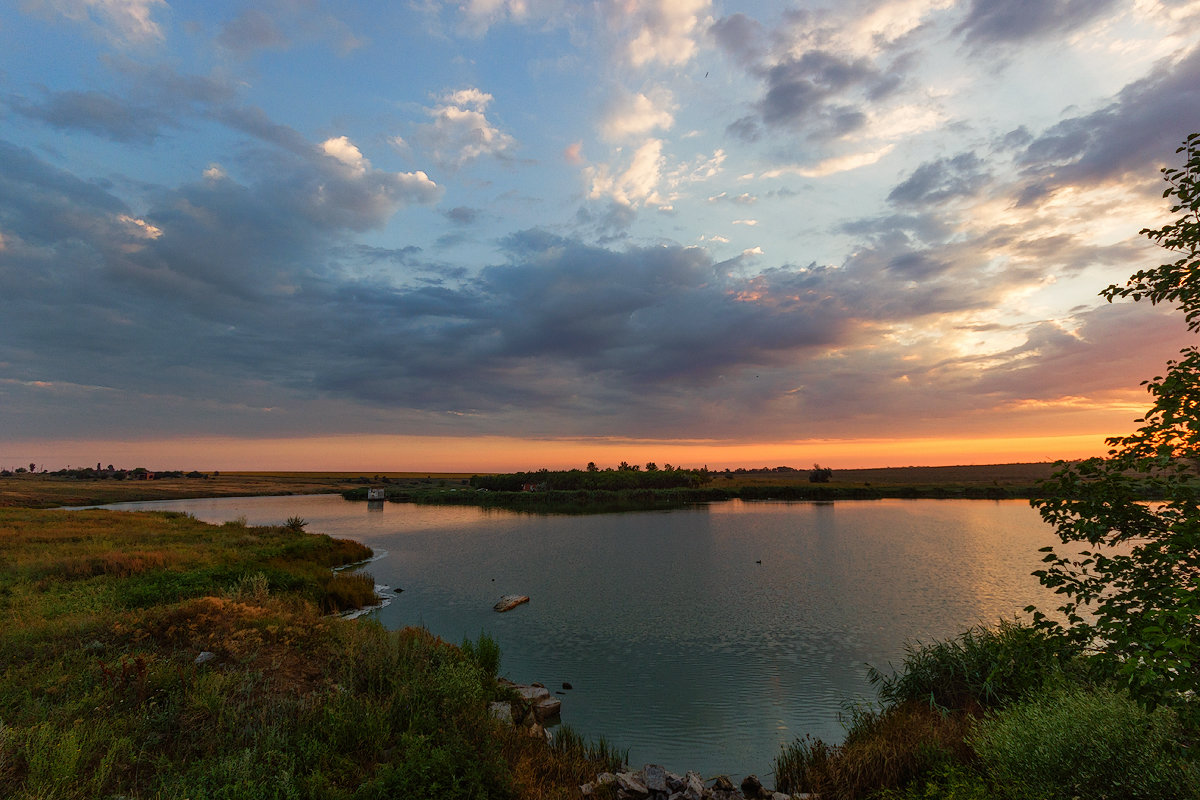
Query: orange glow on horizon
xmin=4 ymin=432 xmax=1113 ymax=473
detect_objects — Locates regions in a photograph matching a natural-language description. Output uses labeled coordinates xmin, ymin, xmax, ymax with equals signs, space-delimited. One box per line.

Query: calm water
xmin=98 ymin=495 xmax=1062 ymax=781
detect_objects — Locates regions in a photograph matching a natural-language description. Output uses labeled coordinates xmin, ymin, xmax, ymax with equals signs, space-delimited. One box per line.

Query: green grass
xmin=773 ymin=620 xmax=1200 ymax=800
xmin=0 ymin=508 xmax=621 ymax=799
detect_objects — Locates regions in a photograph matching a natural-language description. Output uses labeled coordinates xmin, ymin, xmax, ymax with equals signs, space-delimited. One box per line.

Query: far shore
xmin=0 ymin=462 xmax=1065 ymax=510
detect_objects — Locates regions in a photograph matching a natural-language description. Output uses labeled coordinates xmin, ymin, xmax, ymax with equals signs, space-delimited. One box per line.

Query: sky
xmin=2 ymin=0 xmax=1200 ymax=472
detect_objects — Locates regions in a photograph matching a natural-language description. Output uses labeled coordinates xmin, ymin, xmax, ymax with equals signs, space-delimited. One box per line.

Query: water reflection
xmin=99 ymin=495 xmax=1060 ymax=781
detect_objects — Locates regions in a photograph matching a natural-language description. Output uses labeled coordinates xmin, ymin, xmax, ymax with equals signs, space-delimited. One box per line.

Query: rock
xmin=712 ymin=776 xmax=735 ymax=792
xmin=488 ymin=701 xmax=513 ymax=726
xmin=527 ymin=722 xmax=549 ymax=740
xmin=740 ymin=775 xmax=769 ymax=799
xmin=771 ymin=794 xmax=792 ymax=800
xmin=517 ymin=685 xmax=551 ymax=703
xmin=562 ymin=681 xmax=573 ymax=690
xmin=493 ymin=594 xmax=530 ymax=612
xmin=683 ymin=771 xmax=705 ymax=800
xmin=194 ymin=651 xmax=217 ymax=665
xmin=596 ymin=773 xmax=617 ymax=786
xmin=617 ymin=771 xmax=650 ymax=797
xmin=534 ymin=697 xmax=562 ymax=722
xmin=665 ymin=771 xmax=685 ymax=792
xmin=643 ymin=764 xmax=668 ymax=793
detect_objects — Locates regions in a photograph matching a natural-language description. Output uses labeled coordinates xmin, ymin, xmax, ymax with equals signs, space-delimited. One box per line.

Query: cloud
xmin=954 ymin=0 xmax=1120 ymax=49
xmin=24 ymin=0 xmax=167 ymax=45
xmin=888 ymin=152 xmax=990 ymax=206
xmin=417 ymin=88 xmax=517 ymax=168
xmin=563 ymin=141 xmax=584 ymax=165
xmin=600 ymin=89 xmax=676 ymax=142
xmin=216 ymin=9 xmax=288 ymax=56
xmin=585 ymin=139 xmax=668 ymax=208
xmin=444 ymin=206 xmax=481 ymax=225
xmin=758 ymin=145 xmax=895 ymax=179
xmin=621 ymin=0 xmax=712 ymax=67
xmin=1015 ymin=44 xmax=1200 ymax=192
xmin=8 ymin=89 xmax=173 ymax=143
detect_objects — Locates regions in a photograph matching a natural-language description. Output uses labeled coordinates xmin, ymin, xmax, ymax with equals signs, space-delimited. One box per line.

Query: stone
xmin=194 ymin=651 xmax=217 ymax=665
xmin=643 ymin=764 xmax=668 ymax=793
xmin=517 ymin=685 xmax=551 ymax=703
xmin=771 ymin=794 xmax=792 ymax=800
xmin=712 ymin=776 xmax=735 ymax=792
xmin=740 ymin=775 xmax=772 ymax=799
xmin=488 ymin=701 xmax=513 ymax=726
xmin=533 ymin=696 xmax=561 ymax=722
xmin=683 ymin=771 xmax=705 ymax=800
xmin=562 ymin=681 xmax=573 ymax=690
xmin=617 ymin=771 xmax=650 ymax=797
xmin=493 ymin=594 xmax=530 ymax=612
xmin=596 ymin=772 xmax=617 ymax=785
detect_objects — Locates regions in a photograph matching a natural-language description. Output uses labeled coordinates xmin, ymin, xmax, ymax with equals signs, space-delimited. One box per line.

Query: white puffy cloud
xmin=321 ymin=136 xmax=369 ymax=176
xmin=586 ymin=141 xmax=724 ymax=209
xmin=618 ymin=0 xmax=712 ymax=67
xmin=418 ymin=88 xmax=517 ymax=168
xmin=586 ymin=139 xmax=668 ymax=208
xmin=600 ymin=89 xmax=676 ymax=142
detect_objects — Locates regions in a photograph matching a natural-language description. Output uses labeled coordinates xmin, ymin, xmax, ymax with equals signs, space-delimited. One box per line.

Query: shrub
xmin=972 ymin=684 xmax=1200 ymax=800
xmin=773 ymin=703 xmax=975 ymax=799
xmin=461 ymin=631 xmax=502 ymax=680
xmin=867 ymin=619 xmax=1080 ymax=713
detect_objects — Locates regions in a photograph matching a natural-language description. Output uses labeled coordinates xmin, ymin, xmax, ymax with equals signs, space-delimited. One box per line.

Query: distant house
xmin=521 ymin=482 xmax=548 ymax=492
xmin=367 ymin=487 xmax=386 ymax=500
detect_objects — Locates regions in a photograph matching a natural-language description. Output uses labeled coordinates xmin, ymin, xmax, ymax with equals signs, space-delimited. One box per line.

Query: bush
xmin=972 ymin=684 xmax=1200 ymax=800
xmin=460 ymin=631 xmax=502 ymax=680
xmin=773 ymin=703 xmax=974 ymax=799
xmin=867 ymin=619 xmax=1080 ymax=713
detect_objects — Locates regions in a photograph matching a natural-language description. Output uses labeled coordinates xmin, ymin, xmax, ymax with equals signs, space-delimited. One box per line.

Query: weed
xmin=867 ymin=619 xmax=1081 ymax=713
xmin=461 ymin=631 xmax=502 ymax=679
xmin=972 ymin=683 xmax=1200 ymax=799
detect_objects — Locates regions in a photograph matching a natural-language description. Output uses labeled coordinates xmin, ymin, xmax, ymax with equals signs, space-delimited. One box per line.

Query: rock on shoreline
xmin=581 ymin=765 xmax=805 ymax=800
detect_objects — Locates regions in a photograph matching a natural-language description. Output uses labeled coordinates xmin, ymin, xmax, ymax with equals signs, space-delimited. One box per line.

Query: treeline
xmin=0 ymin=465 xmax=209 ymax=480
xmin=469 ymin=467 xmax=710 ymax=492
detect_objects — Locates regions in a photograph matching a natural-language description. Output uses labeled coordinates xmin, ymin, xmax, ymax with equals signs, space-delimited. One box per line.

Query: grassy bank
xmin=346 ymin=481 xmax=1044 ymax=514
xmin=0 ymin=508 xmax=623 ymax=799
xmin=773 ymin=621 xmax=1200 ymax=799
xmin=0 ymin=472 xmax=478 ymax=509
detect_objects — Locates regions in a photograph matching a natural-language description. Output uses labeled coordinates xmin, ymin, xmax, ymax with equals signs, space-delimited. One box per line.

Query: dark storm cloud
xmin=1017 ymin=45 xmax=1200 ymax=191
xmin=887 ymin=153 xmax=990 ymax=207
xmin=8 ymin=90 xmax=174 ymax=143
xmin=708 ymin=13 xmax=766 ymax=68
xmin=955 ymin=0 xmax=1120 ymax=49
xmin=710 ymin=12 xmax=909 ymax=142
xmin=759 ymin=51 xmax=898 ymax=133
xmin=444 ymin=206 xmax=480 ymax=224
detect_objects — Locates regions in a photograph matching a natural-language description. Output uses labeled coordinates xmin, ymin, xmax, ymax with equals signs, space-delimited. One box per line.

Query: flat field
xmin=0 ymin=471 xmax=476 ymax=508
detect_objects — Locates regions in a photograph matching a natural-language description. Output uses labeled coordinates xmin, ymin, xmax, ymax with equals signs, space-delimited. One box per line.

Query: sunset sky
xmin=3 ymin=0 xmax=1200 ymax=472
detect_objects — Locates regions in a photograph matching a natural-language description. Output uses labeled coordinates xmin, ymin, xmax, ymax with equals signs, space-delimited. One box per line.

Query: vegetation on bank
xmin=0 ymin=509 xmax=623 ymax=799
xmin=345 ymin=481 xmax=1055 ymax=514
xmin=769 ymin=133 xmax=1200 ymax=799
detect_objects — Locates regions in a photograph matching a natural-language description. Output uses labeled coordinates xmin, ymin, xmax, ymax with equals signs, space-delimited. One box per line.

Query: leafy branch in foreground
xmin=1030 ymin=132 xmax=1200 ymax=714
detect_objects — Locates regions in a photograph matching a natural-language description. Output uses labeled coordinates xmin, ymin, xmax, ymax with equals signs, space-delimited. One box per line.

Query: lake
xmin=98 ymin=495 xmax=1063 ymax=782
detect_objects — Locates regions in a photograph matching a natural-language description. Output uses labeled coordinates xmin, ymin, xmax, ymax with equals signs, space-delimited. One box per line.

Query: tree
xmin=1030 ymin=133 xmax=1200 ymax=713
xmin=809 ymin=464 xmax=833 ymax=483
xmin=586 ymin=461 xmax=598 ymax=472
